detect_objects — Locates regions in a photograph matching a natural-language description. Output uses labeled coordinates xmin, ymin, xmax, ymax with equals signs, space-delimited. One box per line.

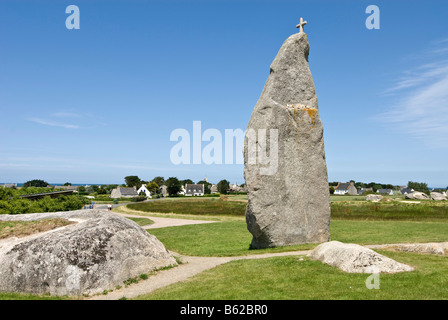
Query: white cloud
xmin=28 ymin=118 xmax=80 ymax=129
xmin=27 ymin=111 xmax=106 ymax=129
xmin=378 ymin=42 xmax=448 ymax=148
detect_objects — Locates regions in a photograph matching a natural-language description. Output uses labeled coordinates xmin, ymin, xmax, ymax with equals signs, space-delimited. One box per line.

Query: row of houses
xmin=110 ymin=183 xmax=207 ymax=199
xmin=332 ymin=182 xmax=442 ymax=196
xmin=110 ymin=180 xmax=248 ymax=199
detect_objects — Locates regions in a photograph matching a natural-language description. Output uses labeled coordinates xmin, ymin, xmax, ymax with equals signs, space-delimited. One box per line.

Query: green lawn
xmin=127 ymin=196 xmax=448 ymax=221
xmin=128 ymin=198 xmax=247 ymax=217
xmin=126 ymin=217 xmax=154 ymax=226
xmin=149 ymin=220 xmax=448 ymax=257
xmin=138 ymin=251 xmax=448 ymax=300
xmin=2 ymin=196 xmax=448 ymax=300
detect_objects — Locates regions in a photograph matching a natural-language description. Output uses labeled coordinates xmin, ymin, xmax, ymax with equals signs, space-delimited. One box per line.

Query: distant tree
xmin=152 ymin=176 xmax=165 ymax=187
xmin=181 ymin=179 xmax=194 ymax=185
xmin=97 ymin=187 xmax=107 ymax=195
xmin=23 ymin=179 xmax=49 ymax=188
xmin=87 ymin=185 xmax=99 ymax=194
xmin=63 ymin=182 xmax=72 ymax=186
xmin=373 ymin=184 xmax=383 ymax=192
xmin=166 ymin=177 xmax=182 ymax=196
xmin=103 ymin=184 xmax=118 ymax=194
xmin=125 ymin=176 xmax=142 ymax=189
xmin=408 ymin=181 xmax=429 ymax=193
xmin=217 ymin=180 xmax=230 ymax=194
xmin=77 ymin=186 xmax=87 ymax=195
xmin=197 ymin=180 xmax=212 ymax=194
xmin=329 ymin=186 xmax=335 ymax=194
xmin=146 ymin=181 xmax=159 ymax=194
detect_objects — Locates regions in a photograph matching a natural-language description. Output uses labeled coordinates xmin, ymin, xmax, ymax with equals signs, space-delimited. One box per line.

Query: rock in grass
xmin=404 ymin=191 xmax=429 ymax=200
xmin=430 ymin=192 xmax=447 ymax=201
xmin=366 ymin=194 xmax=383 ymax=202
xmin=243 ymin=31 xmax=330 ymax=249
xmin=308 ymin=241 xmax=414 ymax=273
xmin=0 ymin=210 xmax=176 ymax=296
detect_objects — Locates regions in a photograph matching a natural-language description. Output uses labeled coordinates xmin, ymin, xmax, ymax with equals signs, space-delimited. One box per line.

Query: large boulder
xmin=430 ymin=192 xmax=447 ymax=201
xmin=308 ymin=241 xmax=414 ymax=273
xmin=366 ymin=194 xmax=383 ymax=202
xmin=0 ymin=210 xmax=176 ymax=296
xmin=404 ymin=191 xmax=429 ymax=200
xmin=243 ymin=31 xmax=330 ymax=249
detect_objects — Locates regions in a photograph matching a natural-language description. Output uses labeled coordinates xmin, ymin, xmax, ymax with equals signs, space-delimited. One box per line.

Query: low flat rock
xmin=430 ymin=192 xmax=447 ymax=201
xmin=366 ymin=194 xmax=383 ymax=202
xmin=404 ymin=191 xmax=429 ymax=200
xmin=370 ymin=242 xmax=448 ymax=256
xmin=0 ymin=209 xmax=176 ymax=296
xmin=307 ymin=241 xmax=414 ymax=273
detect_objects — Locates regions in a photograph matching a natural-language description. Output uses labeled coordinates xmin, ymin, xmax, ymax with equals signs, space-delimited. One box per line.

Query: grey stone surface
xmin=243 ymin=31 xmax=330 ymax=249
xmin=404 ymin=191 xmax=430 ymax=200
xmin=308 ymin=241 xmax=415 ymax=273
xmin=347 ymin=182 xmax=358 ymax=195
xmin=430 ymin=192 xmax=447 ymax=201
xmin=0 ymin=209 xmax=176 ymax=296
xmin=366 ymin=194 xmax=383 ymax=202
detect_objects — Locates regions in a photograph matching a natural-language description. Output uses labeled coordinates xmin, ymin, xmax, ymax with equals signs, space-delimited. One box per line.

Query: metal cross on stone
xmin=296 ymin=17 xmax=307 ymax=33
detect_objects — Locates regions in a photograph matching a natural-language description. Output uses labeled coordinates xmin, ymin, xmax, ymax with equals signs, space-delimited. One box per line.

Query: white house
xmin=377 ymin=189 xmax=394 ymax=196
xmin=334 ymin=182 xmax=357 ymax=195
xmin=177 ymin=185 xmax=186 ymax=196
xmin=185 ymin=184 xmax=204 ymax=196
xmin=137 ymin=184 xmax=152 ymax=198
xmin=110 ymin=186 xmax=139 ymax=198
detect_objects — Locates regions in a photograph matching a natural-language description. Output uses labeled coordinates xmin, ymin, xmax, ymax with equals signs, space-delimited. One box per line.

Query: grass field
xmin=2 ymin=194 xmax=448 ymax=300
xmin=148 ymin=219 xmax=448 ymax=257
xmin=127 ymin=195 xmax=448 ymax=221
xmin=139 ymin=251 xmax=448 ymax=300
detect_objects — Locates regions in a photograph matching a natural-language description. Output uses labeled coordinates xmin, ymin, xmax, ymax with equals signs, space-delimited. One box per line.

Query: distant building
xmin=1 ymin=183 xmax=17 ymax=188
xmin=229 ymin=182 xmax=246 ymax=193
xmin=159 ymin=185 xmax=168 ymax=197
xmin=377 ymin=189 xmax=394 ymax=196
xmin=178 ymin=185 xmax=186 ymax=196
xmin=400 ymin=188 xmax=414 ymax=195
xmin=357 ymin=187 xmax=373 ymax=195
xmin=334 ymin=182 xmax=358 ymax=195
xmin=210 ymin=184 xmax=218 ymax=194
xmin=137 ymin=184 xmax=152 ymax=198
xmin=185 ymin=184 xmax=204 ymax=196
xmin=57 ymin=185 xmax=79 ymax=192
xmin=110 ymin=186 xmax=138 ymax=198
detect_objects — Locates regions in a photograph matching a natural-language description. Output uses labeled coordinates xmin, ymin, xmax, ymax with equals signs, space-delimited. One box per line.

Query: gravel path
xmin=87 ymin=249 xmax=310 ymax=300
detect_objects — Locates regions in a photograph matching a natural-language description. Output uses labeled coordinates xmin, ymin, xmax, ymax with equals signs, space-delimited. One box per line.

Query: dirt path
xmin=120 ymin=212 xmax=218 ymax=229
xmin=88 ymin=249 xmax=311 ymax=300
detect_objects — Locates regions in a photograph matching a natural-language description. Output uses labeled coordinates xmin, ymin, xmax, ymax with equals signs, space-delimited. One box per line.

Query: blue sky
xmin=0 ymin=0 xmax=447 ymax=187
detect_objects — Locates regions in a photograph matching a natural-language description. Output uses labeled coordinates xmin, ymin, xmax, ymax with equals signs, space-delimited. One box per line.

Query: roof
xmin=335 ymin=183 xmax=350 ymax=191
xmin=400 ymin=188 xmax=413 ymax=194
xmin=377 ymin=189 xmax=393 ymax=193
xmin=118 ymin=187 xmax=138 ymax=196
xmin=185 ymin=184 xmax=204 ymax=193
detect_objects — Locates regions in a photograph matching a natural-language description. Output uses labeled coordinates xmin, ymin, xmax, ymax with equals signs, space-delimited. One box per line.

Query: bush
xmin=0 ymin=191 xmax=90 ymax=215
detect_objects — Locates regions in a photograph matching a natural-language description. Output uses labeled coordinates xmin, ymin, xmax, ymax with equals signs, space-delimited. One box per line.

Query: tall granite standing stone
xmin=244 ymin=26 xmax=330 ymax=249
